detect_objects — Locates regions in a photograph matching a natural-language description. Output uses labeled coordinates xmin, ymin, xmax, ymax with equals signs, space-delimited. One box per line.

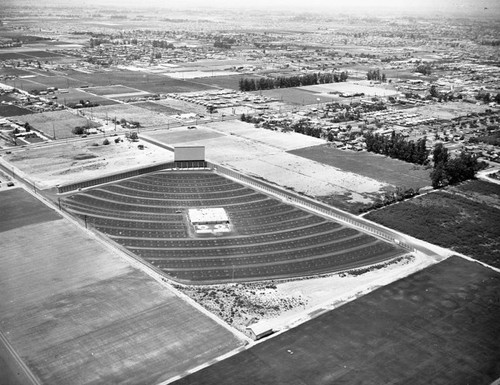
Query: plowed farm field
xmin=173 ymin=256 xmax=500 ymax=385
xmin=0 ymin=188 xmax=244 ymax=385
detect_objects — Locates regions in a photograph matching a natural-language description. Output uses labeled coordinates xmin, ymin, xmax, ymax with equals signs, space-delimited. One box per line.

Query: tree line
xmin=469 ymin=132 xmax=500 ymax=147
xmin=430 ymin=143 xmax=484 ymax=188
xmin=238 ymin=71 xmax=348 ymax=92
xmin=151 ymin=40 xmax=175 ymax=49
xmin=241 ymin=114 xmax=323 ymax=138
xmin=364 ymin=131 xmax=429 ymax=165
xmin=415 ymin=63 xmax=432 ymax=76
xmin=366 ymin=69 xmax=387 ymax=82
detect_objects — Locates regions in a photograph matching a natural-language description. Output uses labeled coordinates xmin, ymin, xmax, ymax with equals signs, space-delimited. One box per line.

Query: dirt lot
xmin=405 ymin=101 xmax=490 ymax=120
xmin=301 ymin=81 xmax=401 ymax=97
xmin=179 ymin=253 xmax=435 ymax=337
xmin=174 ymin=256 xmax=500 ymax=385
xmin=146 ymin=121 xmax=390 ymax=205
xmin=4 ymin=119 xmax=412 ymax=208
xmin=257 ymin=88 xmax=337 ymax=105
xmin=1 ymin=136 xmax=173 ymax=189
xmin=88 ymin=103 xmax=174 ymax=127
xmin=0 ymin=189 xmax=244 ymax=385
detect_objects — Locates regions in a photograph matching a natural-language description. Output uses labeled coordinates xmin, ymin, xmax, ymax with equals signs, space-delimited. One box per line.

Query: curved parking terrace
xmin=62 ymin=171 xmax=404 ymax=284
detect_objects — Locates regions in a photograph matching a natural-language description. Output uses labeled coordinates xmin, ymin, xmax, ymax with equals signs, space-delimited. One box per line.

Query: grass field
xmin=0 ymin=67 xmax=33 ymax=77
xmin=2 ymin=75 xmax=95 ymax=93
xmin=193 ymin=74 xmax=260 ymax=91
xmin=174 ymin=256 xmax=500 ymax=385
xmin=0 ymin=104 xmax=33 ymax=117
xmin=289 ymin=144 xmax=431 ymax=190
xmin=21 ymin=75 xmax=82 ymax=90
xmin=3 ymin=68 xmax=219 ymax=95
xmin=85 ymin=85 xmax=143 ymax=96
xmin=0 ymin=188 xmax=243 ymax=385
xmin=11 ymin=110 xmax=100 ymax=139
xmin=58 ymin=88 xmax=119 ymax=107
xmin=0 ymin=52 xmax=31 ymax=60
xmin=0 ymin=51 xmax=65 ymax=60
xmin=20 ymin=50 xmax=65 ymax=58
xmin=131 ymin=101 xmax=184 ymax=115
xmin=64 ymin=69 xmax=218 ymax=94
xmin=456 ymin=179 xmax=500 ymax=207
xmin=365 ymin=180 xmax=500 ymax=268
xmin=256 ymin=88 xmax=335 ymax=105
xmin=0 ymin=188 xmax=61 ymax=233
xmin=1 ymin=77 xmax=54 ymax=92
xmin=0 ymin=94 xmax=17 ymax=103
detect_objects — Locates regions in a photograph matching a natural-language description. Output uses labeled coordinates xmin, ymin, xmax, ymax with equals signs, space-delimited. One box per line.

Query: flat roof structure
xmin=188 ymin=208 xmax=229 ymax=225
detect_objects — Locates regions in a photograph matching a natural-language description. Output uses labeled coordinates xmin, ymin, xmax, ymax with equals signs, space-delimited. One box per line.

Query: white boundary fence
xmin=210 ymin=162 xmax=415 ymax=252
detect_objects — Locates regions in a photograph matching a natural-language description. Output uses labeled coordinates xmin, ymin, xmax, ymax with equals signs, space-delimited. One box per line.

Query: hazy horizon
xmin=3 ymin=0 xmax=500 ymax=17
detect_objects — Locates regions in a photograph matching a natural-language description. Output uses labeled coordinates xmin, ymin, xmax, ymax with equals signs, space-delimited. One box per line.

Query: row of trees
xmin=364 ymin=131 xmax=429 ymax=165
xmin=285 ymin=120 xmax=322 ymax=138
xmin=415 ymin=63 xmax=432 ymax=76
xmin=476 ymin=91 xmax=500 ymax=104
xmin=430 ymin=143 xmax=484 ymax=188
xmin=151 ymin=40 xmax=175 ymax=49
xmin=469 ymin=132 xmax=500 ymax=146
xmin=68 ymin=99 xmax=100 ymax=109
xmin=366 ymin=69 xmax=387 ymax=82
xmin=238 ymin=71 xmax=348 ymax=92
xmin=214 ymin=41 xmax=231 ymax=49
xmin=358 ymin=186 xmax=420 ymax=213
xmin=89 ymin=38 xmax=111 ymax=48
xmin=240 ymin=114 xmax=323 ymax=138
